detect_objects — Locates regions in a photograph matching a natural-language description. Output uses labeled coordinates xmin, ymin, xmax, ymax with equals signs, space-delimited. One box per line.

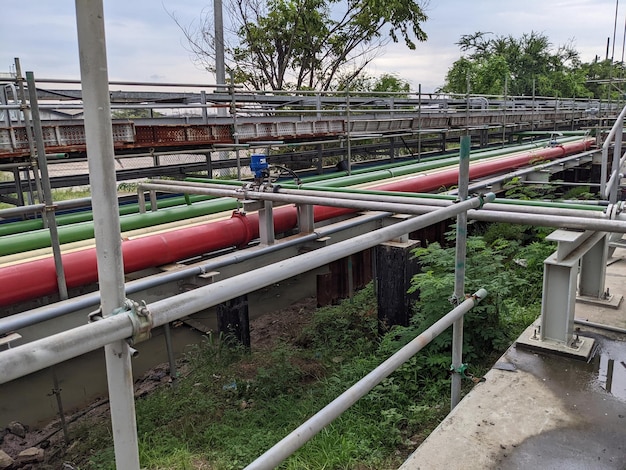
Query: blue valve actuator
xmin=250 ymin=154 xmax=269 ymax=178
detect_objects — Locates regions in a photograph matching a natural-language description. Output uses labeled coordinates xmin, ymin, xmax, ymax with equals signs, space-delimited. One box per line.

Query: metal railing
xmin=601 ymin=104 xmax=626 ymax=202
xmin=245 ymin=289 xmax=487 ymax=470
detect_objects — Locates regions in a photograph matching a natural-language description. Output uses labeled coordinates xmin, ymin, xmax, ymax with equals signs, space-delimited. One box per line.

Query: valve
xmin=250 ymin=154 xmax=269 ymax=182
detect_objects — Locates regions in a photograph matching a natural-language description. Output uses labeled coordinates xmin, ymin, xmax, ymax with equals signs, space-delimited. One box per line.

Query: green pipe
xmin=0 ymin=194 xmax=212 ymax=237
xmin=188 ymin=138 xmax=562 ymax=187
xmin=1 ymin=136 xmax=592 ymax=256
xmin=294 ymin=137 xmax=563 ymax=184
xmin=290 ymin=137 xmax=582 ymax=189
xmin=0 ymin=197 xmax=238 ymax=257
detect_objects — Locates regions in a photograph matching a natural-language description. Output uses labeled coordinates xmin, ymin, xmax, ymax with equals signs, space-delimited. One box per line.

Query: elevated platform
xmin=400 ymin=248 xmax=626 ymax=469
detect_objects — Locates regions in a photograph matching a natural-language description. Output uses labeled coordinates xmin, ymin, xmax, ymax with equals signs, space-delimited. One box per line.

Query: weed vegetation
xmin=63 ymin=222 xmax=552 ymax=470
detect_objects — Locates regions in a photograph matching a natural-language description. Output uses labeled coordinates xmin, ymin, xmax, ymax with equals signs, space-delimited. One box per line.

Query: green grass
xmin=62 ymin=285 xmax=458 ymax=469
xmin=59 ymin=227 xmax=546 ymax=470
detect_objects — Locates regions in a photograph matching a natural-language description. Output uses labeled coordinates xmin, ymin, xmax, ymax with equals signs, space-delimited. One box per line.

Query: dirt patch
xmin=249 ymin=296 xmax=317 ymax=350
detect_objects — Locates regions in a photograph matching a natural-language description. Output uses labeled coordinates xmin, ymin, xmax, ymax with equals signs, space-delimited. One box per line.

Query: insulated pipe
xmin=244 ymin=289 xmax=488 ymax=470
xmin=0 ymin=139 xmax=592 ymax=307
xmin=0 ymin=197 xmax=490 ymax=383
xmin=0 ymin=197 xmax=237 ymax=256
xmin=0 ymin=139 xmax=592 ymax=251
xmin=299 ymin=137 xmax=589 ymax=188
xmin=0 ymin=211 xmax=390 ymax=334
xmin=294 ymin=136 xmax=578 ymax=185
xmin=0 ymin=194 xmax=212 ymax=237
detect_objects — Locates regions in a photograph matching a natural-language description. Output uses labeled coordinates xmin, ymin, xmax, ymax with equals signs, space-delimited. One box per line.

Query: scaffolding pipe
xmin=0 ymin=211 xmax=390 ymax=334
xmin=25 ymin=71 xmax=68 ymax=300
xmin=75 ymin=0 xmax=140 ymax=467
xmin=244 ymin=289 xmax=488 ymax=470
xmin=139 ymin=181 xmax=621 ymax=223
xmin=601 ymin=104 xmax=626 ymax=198
xmin=451 ymin=135 xmax=470 ymax=410
xmin=0 ymin=195 xmax=490 ymax=384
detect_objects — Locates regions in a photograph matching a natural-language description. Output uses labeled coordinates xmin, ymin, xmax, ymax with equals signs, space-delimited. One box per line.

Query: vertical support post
xmin=14 ymin=58 xmax=44 ymax=205
xmin=163 ymin=323 xmax=178 ymax=388
xmin=75 ymin=1 xmax=140 ymax=468
xmin=297 ymin=204 xmax=314 ymax=233
xmin=417 ymin=84 xmax=422 ymax=162
xmin=217 ymin=295 xmax=250 ymax=347
xmin=502 ymin=76 xmax=508 ymax=147
xmin=26 ymin=71 xmax=69 ymax=301
xmin=610 ymin=114 xmax=623 ymax=203
xmin=346 ymin=89 xmax=352 ymax=175
xmin=451 ymin=135 xmax=471 ymax=410
xmin=375 ymin=240 xmax=421 ymax=333
xmin=540 ymin=263 xmax=577 ymax=342
xmin=149 ymin=190 xmax=158 ymax=212
xmin=11 ymin=168 xmax=25 ymax=207
xmin=258 ymin=200 xmax=275 ymax=245
xmin=316 ymin=144 xmax=323 ymax=174
xmin=579 ymin=235 xmax=609 ymax=298
xmin=205 ymin=152 xmax=213 ymax=179
xmin=200 ymin=90 xmax=208 ymax=124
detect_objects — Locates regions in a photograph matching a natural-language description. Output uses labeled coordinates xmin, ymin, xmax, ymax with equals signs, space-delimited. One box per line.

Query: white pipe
xmin=601 ymin=104 xmax=626 ymax=197
xmin=244 ymin=289 xmax=488 ymax=470
xmin=451 ymin=135 xmax=470 ymax=409
xmin=141 ymin=181 xmax=626 ymax=232
xmin=75 ymin=0 xmax=140 ymax=467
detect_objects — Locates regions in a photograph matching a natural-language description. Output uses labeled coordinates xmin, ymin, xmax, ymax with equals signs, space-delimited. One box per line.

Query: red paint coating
xmin=0 ymin=139 xmax=593 ymax=307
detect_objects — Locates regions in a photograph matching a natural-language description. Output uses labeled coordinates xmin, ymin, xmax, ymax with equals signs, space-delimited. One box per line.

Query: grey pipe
xmin=26 ymin=71 xmax=68 ymax=300
xmin=451 ymin=135 xmax=471 ymax=410
xmin=0 ymin=194 xmax=490 ymax=383
xmin=146 ymin=179 xmax=615 ymax=220
xmin=147 ymin=194 xmax=493 ymax=327
xmin=244 ymin=288 xmax=488 ymax=470
xmin=574 ymin=318 xmax=626 ymax=334
xmin=0 ymin=197 xmax=92 ymax=219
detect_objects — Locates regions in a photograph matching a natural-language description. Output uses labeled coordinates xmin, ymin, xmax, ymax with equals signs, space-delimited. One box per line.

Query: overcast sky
xmin=0 ymin=0 xmax=623 ymax=92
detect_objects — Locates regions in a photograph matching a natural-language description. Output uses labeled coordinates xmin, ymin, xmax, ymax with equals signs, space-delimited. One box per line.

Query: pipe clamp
xmin=123 ymin=299 xmax=153 ymax=345
xmin=89 ymin=299 xmax=152 ymax=345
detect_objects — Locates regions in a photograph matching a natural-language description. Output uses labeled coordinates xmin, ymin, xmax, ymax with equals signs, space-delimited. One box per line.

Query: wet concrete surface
xmin=400 ymin=248 xmax=626 ymax=470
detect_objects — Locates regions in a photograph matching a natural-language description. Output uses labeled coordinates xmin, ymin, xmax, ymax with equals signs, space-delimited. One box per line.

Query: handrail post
xmin=451 ymin=135 xmax=471 ymax=410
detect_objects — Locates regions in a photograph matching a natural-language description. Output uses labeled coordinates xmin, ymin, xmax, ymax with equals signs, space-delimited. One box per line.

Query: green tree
xmin=440 ymin=31 xmax=589 ymax=98
xmin=580 ymin=57 xmax=626 ymax=101
xmin=173 ymin=0 xmax=428 ymax=90
xmin=337 ymin=72 xmax=411 ymax=94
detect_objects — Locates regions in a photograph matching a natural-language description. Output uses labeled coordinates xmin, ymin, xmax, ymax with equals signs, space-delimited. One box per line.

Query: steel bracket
xmin=88 ymin=299 xmax=153 ymax=345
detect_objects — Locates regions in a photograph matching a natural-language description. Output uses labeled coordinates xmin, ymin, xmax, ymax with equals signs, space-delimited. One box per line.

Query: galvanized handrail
xmin=601 ymin=104 xmax=626 ymax=202
xmin=244 ymin=289 xmax=487 ymax=470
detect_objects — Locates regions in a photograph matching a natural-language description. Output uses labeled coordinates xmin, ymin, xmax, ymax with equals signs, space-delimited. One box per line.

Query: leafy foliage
xmin=440 ymin=31 xmax=591 ymax=98
xmin=402 ymin=224 xmax=553 ymax=372
xmin=172 ymin=0 xmax=428 ymax=90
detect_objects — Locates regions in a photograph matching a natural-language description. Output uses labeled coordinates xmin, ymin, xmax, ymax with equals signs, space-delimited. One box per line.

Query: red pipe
xmin=0 ymin=139 xmax=593 ymax=307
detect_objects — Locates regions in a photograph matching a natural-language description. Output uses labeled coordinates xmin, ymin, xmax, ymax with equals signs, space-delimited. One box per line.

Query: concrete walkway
xmin=400 ymin=248 xmax=626 ymax=470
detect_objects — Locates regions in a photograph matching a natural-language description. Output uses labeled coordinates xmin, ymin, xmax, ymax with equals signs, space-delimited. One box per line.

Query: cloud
xmin=1 ymin=0 xmax=624 ymax=90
